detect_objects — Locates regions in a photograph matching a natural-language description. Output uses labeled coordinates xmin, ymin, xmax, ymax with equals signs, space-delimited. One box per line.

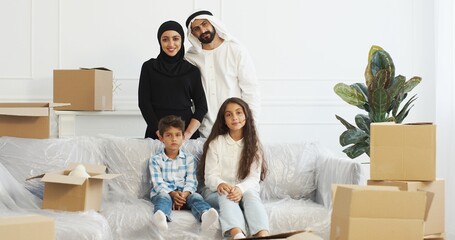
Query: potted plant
xmin=333 ymin=45 xmax=422 ymax=159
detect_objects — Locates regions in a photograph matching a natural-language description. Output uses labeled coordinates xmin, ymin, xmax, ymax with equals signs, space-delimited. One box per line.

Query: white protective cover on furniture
xmin=0 ymin=136 xmax=361 ymax=240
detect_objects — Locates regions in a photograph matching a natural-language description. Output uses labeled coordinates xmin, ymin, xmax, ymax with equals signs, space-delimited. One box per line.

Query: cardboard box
xmin=54 ymin=68 xmax=113 ymax=111
xmin=40 ymin=163 xmax=120 ymax=212
xmin=370 ymin=122 xmax=436 ymax=181
xmin=0 ymin=215 xmax=55 ymax=240
xmin=367 ymin=179 xmax=445 ymax=236
xmin=0 ymin=102 xmax=68 ymax=139
xmin=243 ymin=230 xmax=322 ymax=240
xmin=330 ymin=185 xmax=432 ymax=240
xmin=424 ymin=233 xmax=445 ymax=240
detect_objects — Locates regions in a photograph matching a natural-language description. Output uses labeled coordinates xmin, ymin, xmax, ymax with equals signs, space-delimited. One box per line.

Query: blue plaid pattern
xmin=149 ymin=149 xmax=198 ymax=197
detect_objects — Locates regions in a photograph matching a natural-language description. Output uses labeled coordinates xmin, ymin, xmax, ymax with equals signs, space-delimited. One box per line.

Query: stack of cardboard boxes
xmin=331 ymin=122 xmax=445 ymax=240
xmin=0 ymin=68 xmax=113 ymax=139
xmin=0 ymin=69 xmax=115 ymax=239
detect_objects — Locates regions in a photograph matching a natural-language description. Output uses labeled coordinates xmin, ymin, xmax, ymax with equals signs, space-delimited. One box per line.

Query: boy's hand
xmin=170 ymin=191 xmax=186 ymax=210
xmin=181 ymin=191 xmax=191 ymax=199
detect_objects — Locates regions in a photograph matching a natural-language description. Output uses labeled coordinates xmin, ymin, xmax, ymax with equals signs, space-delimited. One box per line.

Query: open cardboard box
xmin=0 ymin=102 xmax=69 ymax=138
xmin=243 ymin=230 xmax=322 ymax=240
xmin=0 ymin=215 xmax=55 ymax=240
xmin=370 ymin=122 xmax=436 ymax=181
xmin=367 ymin=179 xmax=445 ymax=236
xmin=330 ymin=184 xmax=433 ymax=240
xmin=31 ymin=163 xmax=121 ymax=212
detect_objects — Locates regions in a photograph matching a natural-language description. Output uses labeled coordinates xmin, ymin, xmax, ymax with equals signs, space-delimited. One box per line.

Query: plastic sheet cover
xmin=0 ymin=149 xmax=111 ymax=240
xmin=0 ymin=136 xmax=362 ymax=240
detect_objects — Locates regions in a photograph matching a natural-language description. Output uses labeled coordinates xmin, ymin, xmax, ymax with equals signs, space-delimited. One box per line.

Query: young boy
xmin=149 ymin=115 xmax=218 ymax=231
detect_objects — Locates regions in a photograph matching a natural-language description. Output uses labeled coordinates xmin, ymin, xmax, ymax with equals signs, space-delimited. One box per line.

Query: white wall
xmin=0 ymin=0 xmax=452 ymax=237
xmin=0 ymin=0 xmax=437 ymax=150
xmin=435 ymin=0 xmax=455 ymax=238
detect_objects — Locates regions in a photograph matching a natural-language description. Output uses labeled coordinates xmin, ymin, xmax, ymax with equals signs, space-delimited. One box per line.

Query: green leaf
xmin=339 ymin=128 xmax=369 ymax=147
xmin=369 ymin=88 xmax=389 ymax=121
xmin=395 ymin=94 xmax=417 ymax=123
xmin=351 ymin=83 xmax=368 ymax=97
xmin=335 ymin=115 xmax=356 ymax=130
xmin=402 ymin=76 xmax=422 ymax=94
xmin=334 ymin=83 xmax=367 ymax=106
xmin=365 ymin=45 xmax=384 ymax=87
xmin=370 ymin=69 xmax=391 ymax=92
xmin=371 ymin=50 xmax=395 ymax=81
xmin=368 ymin=45 xmax=384 ymax=62
xmin=342 ymin=142 xmax=369 ymax=159
xmin=355 ymin=114 xmax=371 ymax=134
xmin=388 ymin=75 xmax=406 ymax=99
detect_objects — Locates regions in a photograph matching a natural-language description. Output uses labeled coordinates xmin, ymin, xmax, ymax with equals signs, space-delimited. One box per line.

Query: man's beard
xmin=198 ymin=28 xmax=216 ymax=44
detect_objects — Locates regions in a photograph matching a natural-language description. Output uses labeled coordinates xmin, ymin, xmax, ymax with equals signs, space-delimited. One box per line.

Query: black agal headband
xmin=186 ymin=10 xmax=213 ymax=28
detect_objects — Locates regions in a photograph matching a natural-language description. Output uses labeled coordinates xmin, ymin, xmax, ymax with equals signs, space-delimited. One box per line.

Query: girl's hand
xmin=227 ymin=186 xmax=242 ymax=203
xmin=217 ymin=183 xmax=233 ymax=195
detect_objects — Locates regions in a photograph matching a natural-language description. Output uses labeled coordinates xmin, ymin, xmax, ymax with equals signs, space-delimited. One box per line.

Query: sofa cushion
xmin=102 ymin=136 xmax=158 ymax=199
xmin=260 ymin=142 xmax=318 ymax=200
xmin=103 ymin=137 xmax=207 ymax=199
xmin=264 ymin=197 xmax=330 ymax=239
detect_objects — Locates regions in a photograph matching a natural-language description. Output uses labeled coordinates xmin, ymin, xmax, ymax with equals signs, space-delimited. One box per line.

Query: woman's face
xmin=160 ymin=30 xmax=182 ymax=57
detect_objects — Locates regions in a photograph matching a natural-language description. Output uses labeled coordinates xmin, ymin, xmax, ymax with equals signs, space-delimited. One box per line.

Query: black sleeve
xmin=138 ymin=62 xmax=159 ymax=132
xmin=190 ymin=67 xmax=208 ymax=123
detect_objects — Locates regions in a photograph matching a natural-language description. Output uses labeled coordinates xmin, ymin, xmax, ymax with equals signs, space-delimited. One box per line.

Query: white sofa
xmin=0 ymin=135 xmax=361 ymax=240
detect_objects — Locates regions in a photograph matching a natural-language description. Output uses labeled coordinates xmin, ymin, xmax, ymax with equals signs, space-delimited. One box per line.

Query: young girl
xmin=200 ymin=97 xmax=269 ymax=239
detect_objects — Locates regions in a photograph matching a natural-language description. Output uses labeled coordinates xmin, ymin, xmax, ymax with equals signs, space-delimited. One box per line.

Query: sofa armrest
xmin=314 ymin=150 xmax=362 ymax=208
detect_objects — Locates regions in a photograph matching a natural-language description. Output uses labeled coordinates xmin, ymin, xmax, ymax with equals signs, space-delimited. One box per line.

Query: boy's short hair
xmin=158 ymin=115 xmax=185 ymax=135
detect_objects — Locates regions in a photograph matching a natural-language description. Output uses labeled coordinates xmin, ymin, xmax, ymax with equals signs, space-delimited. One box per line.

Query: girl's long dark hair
xmin=199 ymin=97 xmax=267 ymax=181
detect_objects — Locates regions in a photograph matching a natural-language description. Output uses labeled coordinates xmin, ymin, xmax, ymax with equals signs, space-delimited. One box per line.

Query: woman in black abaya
xmin=138 ymin=21 xmax=207 ymax=139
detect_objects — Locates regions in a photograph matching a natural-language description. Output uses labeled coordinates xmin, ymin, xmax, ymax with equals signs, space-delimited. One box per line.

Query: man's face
xmin=190 ymin=19 xmax=216 ymax=44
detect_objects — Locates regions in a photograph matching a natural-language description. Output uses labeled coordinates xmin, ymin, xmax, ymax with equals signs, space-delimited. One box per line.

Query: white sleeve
xmin=237 ymin=47 xmax=261 ymax=119
xmin=204 ymin=140 xmax=225 ymax=192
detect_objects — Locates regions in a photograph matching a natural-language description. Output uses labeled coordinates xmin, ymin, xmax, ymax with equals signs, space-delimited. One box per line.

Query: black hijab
xmin=152 ymin=20 xmax=193 ymax=77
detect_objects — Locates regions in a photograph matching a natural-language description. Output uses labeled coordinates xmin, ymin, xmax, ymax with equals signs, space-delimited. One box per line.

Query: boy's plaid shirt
xmin=149 ymin=149 xmax=197 ymax=197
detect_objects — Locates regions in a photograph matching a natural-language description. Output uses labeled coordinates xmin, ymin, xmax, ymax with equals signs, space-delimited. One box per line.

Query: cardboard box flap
xmin=332 ymin=184 xmax=400 ymax=202
xmin=90 ymin=173 xmax=122 ymax=180
xmin=80 ymin=67 xmax=112 ymax=71
xmin=0 ymin=107 xmax=49 ymax=117
xmin=49 ymin=103 xmax=70 ymax=108
xmin=421 ymin=190 xmax=435 ymax=221
xmin=0 ymin=102 xmax=51 ymax=108
xmin=0 ymin=102 xmax=70 ymax=117
xmin=41 ymin=173 xmax=86 ymax=185
xmin=339 ymin=186 xmax=427 ymax=220
xmin=371 ymin=122 xmax=433 ymax=126
xmin=67 ymin=163 xmax=106 ymax=174
xmin=243 ymin=230 xmax=322 ymax=240
xmin=404 ymin=122 xmax=433 ymax=125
